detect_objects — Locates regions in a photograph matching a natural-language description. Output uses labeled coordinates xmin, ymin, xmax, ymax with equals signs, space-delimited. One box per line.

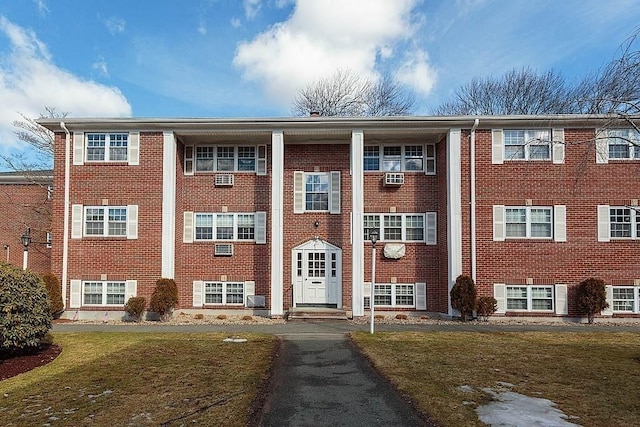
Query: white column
xmin=270 ymin=131 xmax=285 ymax=317
xmin=351 ymin=130 xmax=365 ymax=316
xmin=161 ymin=131 xmax=177 ymax=279
xmin=447 ymin=129 xmax=462 ymax=316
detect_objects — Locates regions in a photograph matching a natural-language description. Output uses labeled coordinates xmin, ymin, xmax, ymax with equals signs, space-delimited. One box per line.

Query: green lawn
xmin=352 ymin=331 xmax=640 ymax=427
xmin=0 ymin=332 xmax=276 ymax=427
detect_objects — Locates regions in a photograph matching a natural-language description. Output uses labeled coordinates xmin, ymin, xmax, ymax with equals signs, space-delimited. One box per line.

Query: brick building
xmin=0 ymin=170 xmax=53 ymax=276
xmin=38 ymin=115 xmax=640 ymax=320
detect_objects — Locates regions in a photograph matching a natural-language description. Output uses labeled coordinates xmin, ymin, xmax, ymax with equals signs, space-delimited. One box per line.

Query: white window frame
xmin=194 ymin=145 xmax=258 ymax=173
xmin=293 ymin=171 xmax=340 ymax=214
xmin=606 ymin=128 xmax=640 ymax=160
xmin=504 ymin=206 xmax=553 ymax=239
xmin=194 ymin=213 xmax=256 ymax=241
xmin=608 ymin=206 xmax=640 ymax=240
xmin=203 ymin=281 xmax=245 ymax=305
xmin=363 ymin=144 xmax=436 ymax=174
xmin=503 ymin=129 xmax=552 ymax=161
xmin=364 ymin=283 xmax=415 ymax=308
xmin=85 ymin=132 xmax=129 ymax=162
xmin=84 ymin=206 xmax=128 ymax=237
xmin=46 ymin=232 xmax=52 ymax=248
xmin=363 ymin=213 xmax=431 ymax=243
xmin=506 ymin=285 xmax=554 ymax=312
xmin=611 ymin=286 xmax=640 ymax=313
xmin=82 ymin=281 xmax=126 ymax=306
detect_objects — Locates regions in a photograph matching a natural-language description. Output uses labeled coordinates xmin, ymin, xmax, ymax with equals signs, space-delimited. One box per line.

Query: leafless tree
xmin=291 ymin=69 xmax=415 ymax=117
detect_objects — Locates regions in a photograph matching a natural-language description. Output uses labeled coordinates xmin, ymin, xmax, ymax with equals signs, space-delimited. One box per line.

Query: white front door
xmin=292 ymin=240 xmax=342 ymax=307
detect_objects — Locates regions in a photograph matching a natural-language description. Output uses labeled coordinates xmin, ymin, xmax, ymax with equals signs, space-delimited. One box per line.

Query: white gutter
xmin=60 ymin=122 xmax=71 ymax=309
xmin=470 ymin=118 xmax=479 ymax=282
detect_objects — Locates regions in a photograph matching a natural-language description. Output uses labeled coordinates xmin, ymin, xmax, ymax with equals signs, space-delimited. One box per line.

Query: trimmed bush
xmin=124 ymin=296 xmax=146 ymax=322
xmin=149 ymin=278 xmax=178 ymax=321
xmin=577 ymin=278 xmax=609 ymax=324
xmin=476 ymin=296 xmax=498 ymax=322
xmin=41 ymin=273 xmax=64 ymax=318
xmin=0 ymin=262 xmax=52 ymax=355
xmin=395 ymin=313 xmax=408 ymax=320
xmin=450 ymin=275 xmax=477 ymax=322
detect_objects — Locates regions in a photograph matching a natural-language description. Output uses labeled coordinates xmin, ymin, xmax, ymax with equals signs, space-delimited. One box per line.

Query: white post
xmin=370 ymin=244 xmax=376 ymax=334
xmin=22 ymin=248 xmax=28 ymax=270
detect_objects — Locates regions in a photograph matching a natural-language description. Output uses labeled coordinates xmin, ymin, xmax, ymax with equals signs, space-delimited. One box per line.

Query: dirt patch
xmin=0 ymin=344 xmax=62 ymax=381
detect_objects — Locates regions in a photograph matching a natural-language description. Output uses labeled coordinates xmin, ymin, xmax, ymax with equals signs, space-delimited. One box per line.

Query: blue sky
xmin=1 ymin=0 xmax=640 ymax=159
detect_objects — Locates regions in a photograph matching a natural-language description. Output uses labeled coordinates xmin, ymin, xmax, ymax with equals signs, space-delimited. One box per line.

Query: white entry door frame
xmin=292 ymin=239 xmax=342 ymax=307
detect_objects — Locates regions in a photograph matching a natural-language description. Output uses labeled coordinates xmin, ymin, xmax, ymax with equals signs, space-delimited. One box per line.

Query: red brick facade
xmin=39 ymin=115 xmax=640 ymax=320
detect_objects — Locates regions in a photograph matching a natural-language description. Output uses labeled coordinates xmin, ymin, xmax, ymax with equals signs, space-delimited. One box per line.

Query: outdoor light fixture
xmin=369 ymin=229 xmax=379 ymax=334
xmin=21 ymin=228 xmax=31 ymax=270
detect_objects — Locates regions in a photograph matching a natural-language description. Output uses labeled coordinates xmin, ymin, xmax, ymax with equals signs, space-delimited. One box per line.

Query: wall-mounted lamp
xmin=21 ymin=228 xmax=31 ymax=270
xmin=314 ymin=220 xmax=320 ymax=229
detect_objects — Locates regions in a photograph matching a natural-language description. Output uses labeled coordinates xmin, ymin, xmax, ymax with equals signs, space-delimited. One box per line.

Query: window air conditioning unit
xmin=214 ymin=243 xmax=234 ymax=256
xmin=384 ymin=172 xmax=404 ymax=186
xmin=215 ymin=174 xmax=234 ymax=187
xmin=246 ymin=295 xmax=266 ymax=308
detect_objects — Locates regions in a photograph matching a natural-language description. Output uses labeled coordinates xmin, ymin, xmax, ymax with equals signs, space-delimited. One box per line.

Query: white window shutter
xmin=183 ymin=211 xmax=194 ymax=243
xmin=294 ymin=171 xmax=304 ymax=213
xmin=416 ymin=282 xmax=427 ymax=310
xmin=364 ymin=282 xmax=371 ymax=307
xmin=244 ymin=281 xmax=256 ymax=306
xmin=597 ymin=205 xmax=610 ymax=242
xmin=552 ymin=128 xmax=565 ymax=164
xmin=125 ymin=280 xmax=137 ymax=301
xmin=193 ymin=281 xmax=204 ymax=308
xmin=555 ymin=284 xmax=568 ymax=315
xmin=70 ymin=280 xmax=82 ymax=308
xmin=128 ymin=132 xmax=140 ymax=165
xmin=491 ymin=129 xmax=504 ymax=164
xmin=257 ymin=145 xmax=267 ymax=175
xmin=330 ymin=171 xmax=341 ymax=214
xmin=73 ymin=132 xmax=84 ymax=165
xmin=553 ymin=205 xmax=567 ymax=242
xmin=425 ymin=212 xmax=437 ymax=245
xmin=494 ymin=284 xmax=506 ymax=314
xmin=602 ymin=285 xmax=613 ymax=315
xmin=127 ymin=205 xmax=138 ymax=239
xmin=595 ymin=129 xmax=608 ymax=164
xmin=72 ymin=204 xmax=83 ymax=239
xmin=184 ymin=145 xmax=194 ymax=176
xmin=493 ymin=205 xmax=505 ymax=241
xmin=255 ymin=212 xmax=267 ymax=244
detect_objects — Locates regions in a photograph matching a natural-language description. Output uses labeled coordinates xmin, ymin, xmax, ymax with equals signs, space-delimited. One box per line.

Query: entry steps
xmin=287 ymin=307 xmax=349 ymax=321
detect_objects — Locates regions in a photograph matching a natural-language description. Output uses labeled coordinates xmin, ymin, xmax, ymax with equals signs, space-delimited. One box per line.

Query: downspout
xmin=60 ymin=122 xmax=71 ymax=309
xmin=470 ymin=118 xmax=479 ymax=282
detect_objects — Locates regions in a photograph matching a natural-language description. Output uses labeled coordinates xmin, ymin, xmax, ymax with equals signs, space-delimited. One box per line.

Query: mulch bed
xmin=0 ymin=344 xmax=62 ymax=381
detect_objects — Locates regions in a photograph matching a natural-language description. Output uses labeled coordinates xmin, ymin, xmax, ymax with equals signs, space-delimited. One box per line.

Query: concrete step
xmin=287 ymin=308 xmax=349 ymax=321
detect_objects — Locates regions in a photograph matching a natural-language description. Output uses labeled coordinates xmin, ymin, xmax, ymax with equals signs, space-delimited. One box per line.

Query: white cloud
xmin=233 ymin=0 xmax=427 ymax=106
xmin=230 ymin=17 xmax=241 ymax=28
xmin=0 ymin=16 xmax=131 ymax=151
xmin=33 ymin=0 xmax=49 ymax=16
xmin=104 ymin=17 xmax=126 ymax=35
xmin=244 ymin=0 xmax=262 ymax=20
xmin=92 ymin=57 xmax=110 ymax=78
xmin=395 ymin=49 xmax=437 ymax=96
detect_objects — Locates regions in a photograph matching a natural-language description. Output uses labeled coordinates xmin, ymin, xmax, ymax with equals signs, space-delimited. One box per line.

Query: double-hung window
xmin=86 ymin=133 xmax=128 ymax=162
xmin=363 ymin=213 xmax=435 ymax=244
xmin=611 ymin=286 xmax=640 ymax=313
xmin=503 ymin=129 xmax=551 ymax=160
xmin=606 ymin=129 xmax=640 ymax=160
xmin=293 ymin=171 xmax=340 ymax=214
xmin=82 ymin=281 xmax=126 ymax=306
xmin=599 ymin=206 xmax=640 ymax=240
xmin=506 ymin=285 xmax=554 ymax=311
xmin=363 ymin=144 xmax=435 ymax=174
xmin=505 ymin=207 xmax=552 ymax=239
xmin=204 ymin=282 xmax=245 ymax=305
xmin=84 ymin=206 xmax=127 ymax=237
xmin=193 ymin=145 xmax=257 ymax=172
xmin=194 ymin=213 xmax=256 ymax=241
xmin=305 ymin=173 xmax=330 ymax=211
xmin=365 ymin=283 xmax=416 ymax=307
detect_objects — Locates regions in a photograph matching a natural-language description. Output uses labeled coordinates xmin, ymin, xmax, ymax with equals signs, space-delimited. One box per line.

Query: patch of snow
xmin=457 ymin=385 xmax=475 ymax=393
xmin=477 ymin=388 xmax=580 ymax=427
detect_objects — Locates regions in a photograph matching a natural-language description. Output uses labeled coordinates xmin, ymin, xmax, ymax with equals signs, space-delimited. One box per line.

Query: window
xmin=305 ymin=173 xmax=330 ymax=211
xmin=611 ymin=286 xmax=640 ymax=313
xmin=204 ymin=282 xmax=245 ymax=305
xmin=503 ymin=129 xmax=551 ymax=160
xmin=607 ymin=129 xmax=640 ymax=159
xmin=293 ymin=171 xmax=340 ymax=214
xmin=86 ymin=133 xmax=128 ymax=162
xmin=194 ymin=145 xmax=258 ymax=172
xmin=506 ymin=285 xmax=554 ymax=311
xmin=505 ymin=207 xmax=552 ymax=239
xmin=364 ymin=144 xmax=435 ymax=173
xmin=609 ymin=207 xmax=640 ymax=239
xmin=46 ymin=232 xmax=52 ymax=248
xmin=84 ymin=206 xmax=127 ymax=237
xmin=366 ymin=284 xmax=415 ymax=307
xmin=82 ymin=281 xmax=126 ymax=306
xmin=47 ymin=185 xmax=53 ymax=200
xmin=364 ymin=213 xmax=433 ymax=242
xmin=194 ymin=213 xmax=256 ymax=241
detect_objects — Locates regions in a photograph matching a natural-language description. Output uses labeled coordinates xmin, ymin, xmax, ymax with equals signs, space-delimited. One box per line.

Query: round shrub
xmin=450 ymin=274 xmax=477 ymax=322
xmin=41 ymin=273 xmax=64 ymax=318
xmin=149 ymin=278 xmax=178 ymax=321
xmin=476 ymin=296 xmax=498 ymax=321
xmin=124 ymin=296 xmax=146 ymax=322
xmin=0 ymin=262 xmax=53 ymax=355
xmin=577 ymin=278 xmax=609 ymax=324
